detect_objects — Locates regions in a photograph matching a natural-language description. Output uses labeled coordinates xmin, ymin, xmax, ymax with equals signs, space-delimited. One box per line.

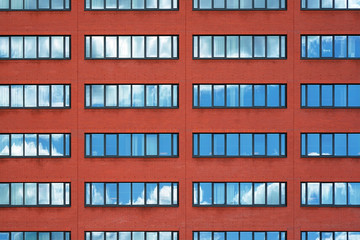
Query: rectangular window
xmin=85 ymin=133 xmax=178 ymax=157
xmin=85 ymin=182 xmax=178 ymax=206
xmin=85 ymin=35 xmax=178 ymax=59
xmin=193 ymin=133 xmax=286 ymax=157
xmin=0 ymin=36 xmax=70 ymax=59
xmin=193 ymin=35 xmax=287 ymax=59
xmin=301 ymin=35 xmax=360 ymax=59
xmin=0 ymin=84 xmax=70 ymax=108
xmin=301 ymin=182 xmax=360 ymax=206
xmin=301 ymin=84 xmax=360 ymax=108
xmin=0 ymin=133 xmax=70 ymax=157
xmin=85 ymin=0 xmax=178 ymax=10
xmin=301 ymin=0 xmax=360 ymax=9
xmin=0 ymin=232 xmax=71 ymax=240
xmin=193 ymin=84 xmax=286 ymax=108
xmin=85 ymin=232 xmax=178 ymax=240
xmin=194 ymin=232 xmax=286 ymax=240
xmin=193 ymin=0 xmax=286 ymax=9
xmin=0 ymin=183 xmax=70 ymax=207
xmin=85 ymin=84 xmax=178 ymax=108
xmin=193 ymin=182 xmax=286 ymax=206
xmin=301 ymin=133 xmax=360 ymax=157
xmin=0 ymin=0 xmax=70 ymax=10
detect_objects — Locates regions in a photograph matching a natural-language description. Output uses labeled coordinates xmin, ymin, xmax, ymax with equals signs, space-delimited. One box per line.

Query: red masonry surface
xmin=0 ymin=1 xmax=360 ymax=240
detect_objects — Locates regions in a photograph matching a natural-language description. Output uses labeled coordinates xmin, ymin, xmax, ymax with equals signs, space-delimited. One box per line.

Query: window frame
xmin=301 ymin=0 xmax=360 ymax=10
xmin=84 ymin=0 xmax=179 ymax=10
xmin=84 ymin=35 xmax=179 ymax=60
xmin=301 ymin=232 xmax=360 ymax=240
xmin=300 ymin=182 xmax=360 ymax=207
xmin=84 ymin=182 xmax=179 ymax=207
xmin=0 ymin=0 xmax=71 ymax=11
xmin=193 ymin=231 xmax=287 ymax=240
xmin=0 ymin=232 xmax=71 ymax=240
xmin=85 ymin=231 xmax=179 ymax=240
xmin=192 ymin=182 xmax=287 ymax=207
xmin=0 ymin=182 xmax=71 ymax=207
xmin=192 ymin=0 xmax=287 ymax=10
xmin=84 ymin=84 xmax=179 ymax=109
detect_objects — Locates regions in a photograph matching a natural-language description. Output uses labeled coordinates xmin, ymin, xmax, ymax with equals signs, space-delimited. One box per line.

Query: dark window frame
xmin=300 ymin=34 xmax=360 ymax=59
xmin=193 ymin=83 xmax=287 ymax=108
xmin=84 ymin=0 xmax=179 ymax=10
xmin=0 ymin=133 xmax=71 ymax=158
xmin=192 ymin=35 xmax=287 ymax=60
xmin=301 ymin=0 xmax=360 ymax=10
xmin=84 ymin=84 xmax=179 ymax=109
xmin=0 ymin=84 xmax=71 ymax=109
xmin=84 ymin=35 xmax=179 ymax=60
xmin=192 ymin=0 xmax=287 ymax=10
xmin=300 ymin=84 xmax=360 ymax=109
xmin=301 ymin=133 xmax=360 ymax=158
xmin=0 ymin=0 xmax=71 ymax=11
xmin=192 ymin=133 xmax=287 ymax=158
xmin=192 ymin=182 xmax=287 ymax=207
xmin=84 ymin=182 xmax=179 ymax=207
xmin=0 ymin=232 xmax=71 ymax=240
xmin=301 ymin=232 xmax=360 ymax=240
xmin=0 ymin=182 xmax=71 ymax=207
xmin=0 ymin=35 xmax=71 ymax=60
xmin=300 ymin=182 xmax=360 ymax=207
xmin=193 ymin=231 xmax=287 ymax=240
xmin=85 ymin=231 xmax=179 ymax=240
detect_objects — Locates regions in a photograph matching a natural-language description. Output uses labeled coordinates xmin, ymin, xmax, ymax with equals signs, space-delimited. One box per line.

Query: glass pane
xmin=105 ymin=85 xmax=117 ymax=107
xmin=267 ymin=36 xmax=280 ymax=58
xmin=240 ymin=134 xmax=252 ymax=156
xmin=307 ymin=134 xmax=320 ymax=156
xmin=51 ymin=183 xmax=64 ymax=205
xmin=240 ymin=0 xmax=252 ymax=8
xmin=321 ymin=85 xmax=333 ymax=106
xmin=159 ymin=0 xmax=172 ymax=9
xmin=24 ymin=37 xmax=37 ymax=59
xmin=200 ymin=0 xmax=211 ymax=8
xmin=132 ymin=85 xmax=144 ymax=107
xmin=105 ymin=183 xmax=117 ymax=204
xmin=146 ymin=183 xmax=158 ymax=204
xmin=52 ymin=85 xmax=64 ymax=107
xmin=0 ymin=86 xmax=9 ymax=107
xmin=91 ymin=36 xmax=104 ymax=58
xmin=240 ymin=85 xmax=252 ymax=107
xmin=159 ymin=183 xmax=171 ymax=205
xmin=321 ymin=134 xmax=333 ymax=156
xmin=146 ymin=134 xmax=158 ymax=156
xmin=240 ymin=36 xmax=252 ymax=58
xmin=334 ymin=85 xmax=346 ymax=107
xmin=213 ymin=134 xmax=225 ymax=155
xmin=267 ymin=134 xmax=280 ymax=156
xmin=105 ymin=134 xmax=117 ymax=156
xmin=92 ymin=134 xmax=104 ymax=156
xmin=307 ymin=36 xmax=320 ymax=58
xmin=199 ymin=36 xmax=212 ymax=58
xmin=199 ymin=134 xmax=212 ymax=156
xmin=118 ymin=37 xmax=131 ymax=58
xmin=118 ymin=183 xmax=131 ymax=205
xmin=334 ymin=36 xmax=347 ymax=58
xmin=119 ymin=134 xmax=131 ymax=156
xmin=24 ymin=85 xmax=37 ymax=107
xmin=132 ymin=134 xmax=144 ymax=156
xmin=321 ymin=36 xmax=333 ymax=57
xmin=39 ymin=85 xmax=50 ymax=107
xmin=254 ymin=183 xmax=265 ymax=204
xmin=118 ymin=85 xmax=131 ymax=107
xmin=159 ymin=134 xmax=171 ymax=156
xmin=159 ymin=85 xmax=172 ymax=107
xmin=226 ymin=36 xmax=239 ymax=58
xmin=132 ymin=36 xmax=145 ymax=58
xmin=159 ymin=36 xmax=171 ymax=58
xmin=199 ymin=183 xmax=212 ymax=205
xmin=39 ymin=0 xmax=50 ymax=8
xmin=254 ymin=85 xmax=265 ymax=106
xmin=39 ymin=134 xmax=50 ymax=156
xmin=214 ymin=183 xmax=225 ymax=204
xmin=240 ymin=183 xmax=253 ymax=205
xmin=11 ymin=134 xmax=23 ymax=156
xmin=254 ymin=134 xmax=265 ymax=155
xmin=307 ymin=183 xmax=320 ymax=205
xmin=322 ymin=0 xmax=333 ymax=7
xmin=51 ymin=134 xmax=64 ymax=156
xmin=335 ymin=183 xmax=347 ymax=205
xmin=308 ymin=0 xmax=320 ymax=8
xmin=254 ymin=36 xmax=265 ymax=58
xmin=106 ymin=36 xmax=117 ymax=58
xmin=0 ymin=184 xmax=9 ymax=204
xmin=348 ymin=85 xmax=360 ymax=107
xmin=214 ymin=36 xmax=225 ymax=57
xmin=106 ymin=0 xmax=117 ymax=8
xmin=11 ymin=183 xmax=23 ymax=205
xmin=24 ymin=134 xmax=37 ymax=156
xmin=24 ymin=183 xmax=37 ymax=205
xmin=0 ymin=135 xmax=9 ymax=156
xmin=268 ymin=0 xmax=279 ymax=8
xmin=91 ymin=85 xmax=104 ymax=107
xmin=321 ymin=183 xmax=333 ymax=204
xmin=0 ymin=37 xmax=9 ymax=58
xmin=51 ymin=0 xmax=64 ymax=9
xmin=226 ymin=0 xmax=239 ymax=8
xmin=226 ymin=85 xmax=239 ymax=107
xmin=118 ymin=232 xmax=131 ymax=240
xmin=146 ymin=36 xmax=157 ymax=58
xmin=334 ymin=134 xmax=347 ymax=156
xmin=267 ymin=183 xmax=280 ymax=205
xmin=255 ymin=0 xmax=265 ymax=8
xmin=267 ymin=85 xmax=280 ymax=107
xmin=226 ymin=183 xmax=239 ymax=205
xmin=349 ymin=0 xmax=360 ymax=8
xmin=11 ymin=85 xmax=23 ymax=107
xmin=226 ymin=134 xmax=239 ymax=156
xmin=132 ymin=183 xmax=144 ymax=205
xmin=335 ymin=0 xmax=347 ymax=8
xmin=51 ymin=36 xmax=64 ymax=58
xmin=348 ymin=134 xmax=360 ymax=156
xmin=91 ymin=183 xmax=104 ymax=205
xmin=39 ymin=183 xmax=50 ymax=204
xmin=146 ymin=85 xmax=158 ymax=107
xmin=11 ymin=37 xmax=23 ymax=58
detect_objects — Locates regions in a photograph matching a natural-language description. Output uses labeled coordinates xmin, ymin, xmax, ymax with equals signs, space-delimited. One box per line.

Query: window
xmin=85 ymin=133 xmax=178 ymax=157
xmin=194 ymin=232 xmax=287 ymax=240
xmin=0 ymin=133 xmax=70 ymax=157
xmin=301 ymin=133 xmax=360 ymax=157
xmin=0 ymin=232 xmax=70 ymax=240
xmin=85 ymin=84 xmax=178 ymax=108
xmin=85 ymin=182 xmax=178 ymax=206
xmin=0 ymin=36 xmax=70 ymax=59
xmin=85 ymin=0 xmax=178 ymax=10
xmin=193 ymin=84 xmax=286 ymax=108
xmin=85 ymin=35 xmax=178 ymax=59
xmin=301 ymin=0 xmax=360 ymax=9
xmin=301 ymin=35 xmax=360 ymax=59
xmin=193 ymin=35 xmax=286 ymax=59
xmin=193 ymin=133 xmax=286 ymax=157
xmin=302 ymin=232 xmax=360 ymax=240
xmin=193 ymin=182 xmax=286 ymax=206
xmin=0 ymin=84 xmax=70 ymax=109
xmin=0 ymin=182 xmax=70 ymax=207
xmin=0 ymin=0 xmax=70 ymax=10
xmin=301 ymin=84 xmax=360 ymax=108
xmin=301 ymin=182 xmax=360 ymax=206
xmin=85 ymin=232 xmax=178 ymax=240
xmin=193 ymin=0 xmax=286 ymax=10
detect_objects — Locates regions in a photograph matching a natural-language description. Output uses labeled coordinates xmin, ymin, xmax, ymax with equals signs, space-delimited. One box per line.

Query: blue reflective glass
xmin=92 ymin=183 xmax=104 ymax=205
xmin=226 ymin=183 xmax=239 ymax=205
xmin=307 ymin=183 xmax=320 ymax=205
xmin=226 ymin=36 xmax=239 ymax=58
xmin=12 ymin=232 xmax=23 ymax=240
xmin=226 ymin=134 xmax=239 ymax=156
xmin=106 ymin=183 xmax=117 ymax=204
xmin=193 ymin=85 xmax=198 ymax=106
xmin=301 ymin=134 xmax=306 ymax=156
xmin=268 ymin=232 xmax=279 ymax=240
xmin=214 ymin=233 xmax=225 ymax=240
xmin=348 ymin=85 xmax=360 ymax=107
xmin=307 ymin=36 xmax=320 ymax=58
xmin=348 ymin=183 xmax=360 ymax=205
xmin=146 ymin=85 xmax=157 ymax=107
xmin=173 ymin=134 xmax=178 ymax=156
xmin=348 ymin=36 xmax=360 ymax=58
xmin=199 ymin=134 xmax=212 ymax=156
xmin=200 ymin=232 xmax=212 ymax=240
xmin=321 ymin=183 xmax=333 ymax=204
xmin=267 ymin=134 xmax=280 ymax=156
xmin=334 ymin=85 xmax=347 ymax=107
xmin=254 ymin=134 xmax=265 ymax=155
xmin=25 ymin=232 xmax=37 ymax=240
xmin=255 ymin=233 xmax=265 ymax=240
xmin=226 ymin=85 xmax=239 ymax=107
xmin=267 ymin=85 xmax=280 ymax=107
xmin=214 ymin=183 xmax=225 ymax=204
xmin=254 ymin=85 xmax=265 ymax=106
xmin=321 ymin=36 xmax=333 ymax=57
xmin=307 ymin=134 xmax=320 ymax=156
xmin=132 ymin=183 xmax=144 ymax=205
xmin=92 ymin=134 xmax=104 ymax=156
xmin=308 ymin=232 xmax=320 ymax=240
xmin=321 ymin=134 xmax=333 ymax=156
xmin=334 ymin=36 xmax=347 ymax=58
xmin=105 ymin=134 xmax=117 ymax=156
xmin=321 ymin=85 xmax=333 ymax=106
xmin=240 ymin=85 xmax=252 ymax=107
xmin=240 ymin=232 xmax=252 ymax=240
xmin=335 ymin=183 xmax=347 ymax=205
xmin=227 ymin=232 xmax=239 ymax=240
xmin=159 ymin=134 xmax=171 ymax=156
xmin=308 ymin=85 xmax=320 ymax=107
xmin=240 ymin=134 xmax=252 ymax=156
xmin=193 ymin=134 xmax=198 ymax=155
xmin=240 ymin=183 xmax=252 ymax=205
xmin=334 ymin=134 xmax=347 ymax=156
xmin=146 ymin=134 xmax=158 ymax=156
xmin=199 ymin=85 xmax=212 ymax=107
xmin=119 ymin=134 xmax=131 ymax=156
xmin=132 ymin=85 xmax=144 ymax=107
xmin=200 ymin=0 xmax=211 ymax=8
xmin=51 ymin=134 xmax=64 ymax=156
xmin=132 ymin=134 xmax=144 ymax=156
xmin=281 ymin=134 xmax=286 ymax=156
xmin=348 ymin=134 xmax=360 ymax=156
xmin=214 ymin=85 xmax=225 ymax=106
xmin=199 ymin=183 xmax=212 ymax=205
xmin=118 ymin=183 xmax=131 ymax=205
xmin=301 ymin=85 xmax=306 ymax=107
xmin=301 ymin=36 xmax=306 ymax=58
xmin=214 ymin=134 xmax=225 ymax=155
